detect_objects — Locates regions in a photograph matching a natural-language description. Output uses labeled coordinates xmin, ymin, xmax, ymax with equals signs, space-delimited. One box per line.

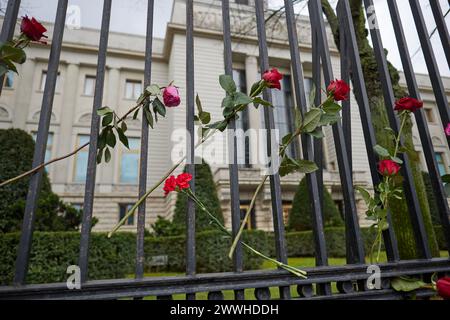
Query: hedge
xmin=0 ymin=230 xmax=267 ymax=285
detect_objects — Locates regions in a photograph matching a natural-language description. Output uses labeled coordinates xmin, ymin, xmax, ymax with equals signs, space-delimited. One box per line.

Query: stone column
xmin=12 ymin=59 xmax=36 ymax=129
xmin=53 ymin=63 xmax=80 ymax=185
xmin=107 ymin=67 xmax=120 ymax=107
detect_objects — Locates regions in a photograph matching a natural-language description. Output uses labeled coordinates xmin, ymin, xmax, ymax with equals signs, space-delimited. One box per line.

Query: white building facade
xmin=0 ymin=0 xmax=449 ymax=232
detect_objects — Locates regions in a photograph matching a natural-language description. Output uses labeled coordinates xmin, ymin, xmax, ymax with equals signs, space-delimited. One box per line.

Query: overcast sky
xmin=1 ymin=0 xmax=449 ymax=77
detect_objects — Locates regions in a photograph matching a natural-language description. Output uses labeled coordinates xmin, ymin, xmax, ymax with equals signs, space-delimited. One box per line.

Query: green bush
xmin=422 ymin=172 xmax=441 ymax=226
xmin=150 ymin=216 xmax=183 ymax=237
xmin=0 ymin=129 xmax=83 ymax=232
xmin=434 ymin=226 xmax=447 ymax=250
xmin=287 ymin=177 xmax=344 ymax=231
xmin=0 ymin=230 xmax=266 ymax=285
xmin=172 ymin=160 xmax=224 ymax=233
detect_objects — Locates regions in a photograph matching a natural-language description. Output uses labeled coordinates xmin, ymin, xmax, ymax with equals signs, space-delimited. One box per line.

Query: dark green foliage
xmin=287 ymin=177 xmax=343 ymax=231
xmin=172 ymin=160 xmax=224 ymax=233
xmin=150 ymin=216 xmax=183 ymax=237
xmin=422 ymin=172 xmax=441 ymax=225
xmin=0 ymin=129 xmax=83 ymax=233
xmin=0 ymin=230 xmax=266 ymax=285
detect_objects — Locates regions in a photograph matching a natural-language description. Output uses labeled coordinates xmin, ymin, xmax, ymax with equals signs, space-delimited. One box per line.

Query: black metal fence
xmin=0 ymin=0 xmax=449 ymax=300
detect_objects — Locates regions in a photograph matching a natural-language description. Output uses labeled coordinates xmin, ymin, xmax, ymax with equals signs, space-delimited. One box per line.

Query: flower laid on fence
xmin=164 ymin=173 xmax=307 ymax=279
xmin=436 ymin=277 xmax=450 ymax=300
xmin=0 ymin=16 xmax=47 ymax=77
xmin=356 ymin=97 xmax=424 ymax=263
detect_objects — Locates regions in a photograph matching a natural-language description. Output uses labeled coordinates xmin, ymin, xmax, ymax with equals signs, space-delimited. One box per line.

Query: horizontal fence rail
xmin=0 ymin=0 xmax=449 ymax=300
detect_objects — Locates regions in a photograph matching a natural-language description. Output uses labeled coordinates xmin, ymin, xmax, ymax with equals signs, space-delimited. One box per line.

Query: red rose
xmin=437 ymin=277 xmax=450 ymax=300
xmin=262 ymin=68 xmax=283 ymax=90
xmin=163 ymin=86 xmax=181 ymax=108
xmin=20 ymin=16 xmax=48 ymax=42
xmin=327 ymin=79 xmax=350 ymax=101
xmin=445 ymin=123 xmax=450 ymax=137
xmin=176 ymin=173 xmax=192 ymax=190
xmin=163 ymin=175 xmax=177 ymax=196
xmin=394 ymin=97 xmax=423 ymax=113
xmin=378 ymin=159 xmax=401 ymax=176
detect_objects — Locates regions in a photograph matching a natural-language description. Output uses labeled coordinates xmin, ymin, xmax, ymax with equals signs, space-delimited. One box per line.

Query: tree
xmin=288 ymin=177 xmax=344 ymax=231
xmin=172 ymin=160 xmax=224 ymax=233
xmin=0 ymin=129 xmax=83 ymax=233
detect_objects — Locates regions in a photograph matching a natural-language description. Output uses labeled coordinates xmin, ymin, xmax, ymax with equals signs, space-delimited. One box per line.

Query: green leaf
xmin=97 ymin=107 xmax=113 ymax=117
xmin=322 ymin=100 xmax=342 ymax=114
xmin=250 ymin=80 xmax=263 ymax=97
xmin=153 ymin=98 xmax=166 ymax=117
xmin=294 ymin=108 xmax=302 ymax=129
xmin=373 ymin=145 xmax=390 ymax=158
xmin=234 ymin=92 xmax=253 ymax=106
xmin=221 ymin=96 xmax=234 ymax=109
xmin=253 ymin=97 xmax=272 ymax=107
xmin=384 ymin=127 xmax=397 ymax=139
xmin=143 ymin=104 xmax=154 ymax=129
xmin=132 ymin=108 xmax=140 ymax=120
xmin=0 ymin=59 xmax=17 ymax=74
xmin=209 ymin=120 xmax=228 ymax=132
xmin=145 ymin=84 xmax=160 ymax=96
xmin=121 ymin=122 xmax=128 ymax=133
xmin=117 ymin=127 xmax=129 ymax=149
xmin=308 ymin=128 xmax=324 ymax=139
xmin=196 ymin=94 xmax=203 ymax=114
xmin=391 ymin=277 xmax=426 ymax=292
xmin=441 ymin=174 xmax=450 ymax=183
xmin=279 ymin=157 xmax=319 ymax=177
xmin=106 ymin=130 xmax=117 ymax=148
xmin=0 ymin=63 xmax=9 ymax=77
xmin=104 ymin=147 xmax=112 ymax=163
xmin=282 ymin=133 xmax=293 ymax=146
xmin=302 ymin=108 xmax=322 ymax=133
xmin=199 ymin=112 xmax=211 ymax=125
xmin=319 ymin=113 xmax=340 ymax=126
xmin=296 ymin=160 xmax=319 ymax=174
xmin=1 ymin=45 xmax=26 ymax=64
xmin=136 ymin=93 xmax=146 ymax=106
xmin=355 ymin=186 xmax=372 ymax=205
xmin=96 ymin=149 xmax=103 ymax=164
xmin=390 ymin=156 xmax=403 ymax=165
xmin=102 ymin=113 xmax=113 ymax=127
xmin=98 ymin=130 xmax=107 ymax=150
xmin=219 ymin=74 xmax=236 ymax=94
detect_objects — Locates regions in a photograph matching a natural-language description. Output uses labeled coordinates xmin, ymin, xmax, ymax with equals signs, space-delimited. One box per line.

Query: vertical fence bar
xmin=358 ymin=0 xmax=431 ymax=260
xmin=254 ymin=0 xmax=290 ymax=300
xmin=135 ymin=0 xmax=154 ymax=279
xmin=387 ymin=0 xmax=450 ymax=255
xmin=340 ymin=27 xmax=352 ymax=173
xmin=409 ymin=0 xmax=450 ymax=143
xmin=284 ymin=0 xmax=331 ymax=296
xmin=0 ymin=0 xmax=21 ymax=95
xmin=312 ymin=29 xmax=324 ymax=214
xmin=309 ymin=0 xmax=366 ymax=265
xmin=185 ymin=0 xmax=196 ymax=301
xmin=78 ymin=0 xmax=112 ymax=283
xmin=221 ymin=0 xmax=244 ymax=301
xmin=332 ymin=0 xmax=401 ymax=262
xmin=429 ymin=0 xmax=450 ymax=68
xmin=13 ymin=0 xmax=68 ymax=285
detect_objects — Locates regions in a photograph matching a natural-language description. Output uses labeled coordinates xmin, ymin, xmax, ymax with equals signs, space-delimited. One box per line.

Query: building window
xmin=125 ymin=80 xmax=142 ymax=100
xmin=119 ymin=204 xmax=135 ymax=226
xmin=233 ymin=69 xmax=251 ymax=168
xmin=3 ymin=71 xmax=14 ymax=88
xmin=435 ymin=152 xmax=447 ymax=176
xmin=40 ymin=71 xmax=61 ymax=92
xmin=235 ymin=0 xmax=249 ymax=5
xmin=74 ymin=135 xmax=90 ymax=182
xmin=271 ymin=75 xmax=299 ymax=158
xmin=425 ymin=108 xmax=435 ymax=123
xmin=32 ymin=132 xmax=53 ymax=164
xmin=240 ymin=202 xmax=256 ymax=230
xmin=304 ymin=77 xmax=314 ymax=106
xmin=83 ymin=75 xmax=96 ymax=96
xmin=120 ymin=138 xmax=140 ymax=184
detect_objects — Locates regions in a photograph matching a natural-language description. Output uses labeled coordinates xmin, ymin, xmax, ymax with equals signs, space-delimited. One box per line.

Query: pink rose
xmin=378 ymin=159 xmax=401 ymax=176
xmin=163 ymin=86 xmax=181 ymax=108
xmin=262 ymin=68 xmax=283 ymax=90
xmin=445 ymin=123 xmax=450 ymax=137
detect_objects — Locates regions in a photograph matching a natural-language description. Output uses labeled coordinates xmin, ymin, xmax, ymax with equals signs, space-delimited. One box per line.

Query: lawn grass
xmin=130 ymin=251 xmax=448 ymax=300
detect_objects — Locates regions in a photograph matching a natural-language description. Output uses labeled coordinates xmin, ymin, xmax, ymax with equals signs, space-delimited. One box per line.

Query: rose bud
xmin=327 ymin=79 xmax=351 ymax=101
xmin=394 ymin=97 xmax=423 ymax=113
xmin=378 ymin=159 xmax=401 ymax=176
xmin=163 ymin=86 xmax=181 ymax=108
xmin=20 ymin=16 xmax=48 ymax=43
xmin=437 ymin=277 xmax=450 ymax=300
xmin=262 ymin=68 xmax=283 ymax=90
